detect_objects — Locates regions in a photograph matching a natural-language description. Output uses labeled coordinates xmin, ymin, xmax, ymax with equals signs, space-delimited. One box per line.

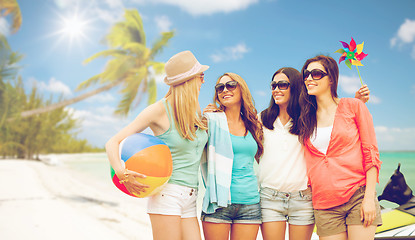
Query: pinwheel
xmin=335 ymin=37 xmax=368 ymax=85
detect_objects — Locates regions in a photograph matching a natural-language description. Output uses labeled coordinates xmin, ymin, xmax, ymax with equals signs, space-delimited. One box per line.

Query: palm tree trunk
xmin=13 ymin=80 xmax=122 ymax=119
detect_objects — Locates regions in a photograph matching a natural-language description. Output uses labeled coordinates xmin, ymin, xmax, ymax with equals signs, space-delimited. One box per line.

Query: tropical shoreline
xmin=0 ymin=158 xmax=153 ymax=240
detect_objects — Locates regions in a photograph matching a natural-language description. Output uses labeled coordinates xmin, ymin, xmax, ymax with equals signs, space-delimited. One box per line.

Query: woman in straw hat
xmin=201 ymin=73 xmax=264 ymax=240
xmin=106 ymin=50 xmax=209 ymax=240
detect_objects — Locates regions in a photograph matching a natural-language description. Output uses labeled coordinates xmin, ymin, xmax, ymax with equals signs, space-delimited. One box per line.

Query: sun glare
xmin=62 ymin=16 xmax=86 ymax=38
xmin=51 ymin=11 xmax=93 ymax=51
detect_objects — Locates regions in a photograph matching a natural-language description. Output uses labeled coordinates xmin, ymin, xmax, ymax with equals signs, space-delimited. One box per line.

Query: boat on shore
xmin=375 ymin=163 xmax=415 ymax=239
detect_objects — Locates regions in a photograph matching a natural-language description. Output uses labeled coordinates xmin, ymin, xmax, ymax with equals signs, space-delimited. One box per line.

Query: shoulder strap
xmin=162 ymin=98 xmax=174 ymax=126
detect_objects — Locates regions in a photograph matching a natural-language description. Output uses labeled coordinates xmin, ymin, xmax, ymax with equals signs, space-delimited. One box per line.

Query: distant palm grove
xmin=0 ymin=1 xmax=172 ymax=159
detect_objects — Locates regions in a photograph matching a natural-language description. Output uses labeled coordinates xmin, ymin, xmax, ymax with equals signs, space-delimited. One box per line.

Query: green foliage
xmin=0 ymin=46 xmax=102 ymax=159
xmin=0 ymin=0 xmax=22 ymax=34
xmin=0 ymin=78 xmax=103 ymax=159
xmin=81 ymin=9 xmax=175 ymax=116
xmin=0 ymin=0 xmax=103 ymax=158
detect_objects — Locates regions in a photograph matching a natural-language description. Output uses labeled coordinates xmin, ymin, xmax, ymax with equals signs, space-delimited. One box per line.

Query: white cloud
xmin=391 ymin=19 xmax=415 ymax=59
xmin=211 ymin=43 xmax=249 ymax=63
xmin=85 ymin=92 xmax=116 ymax=103
xmin=375 ymin=126 xmax=415 ymax=151
xmin=68 ymin=106 xmax=133 ymax=147
xmin=395 ymin=19 xmax=415 ymax=44
xmin=390 ymin=37 xmax=397 ymax=47
xmin=151 ymin=0 xmax=259 ymax=16
xmin=53 ymin=0 xmax=124 ymax=24
xmin=104 ymin=0 xmax=124 ymax=8
xmin=53 ymin=0 xmax=74 ymax=8
xmin=339 ymin=75 xmax=381 ymax=104
xmin=92 ymin=8 xmax=123 ymax=24
xmin=339 ymin=75 xmax=361 ymax=94
xmin=0 ymin=17 xmax=10 ymax=36
xmin=37 ymin=77 xmax=73 ymax=97
xmin=369 ymin=95 xmax=381 ymax=104
xmin=155 ymin=15 xmax=172 ymax=32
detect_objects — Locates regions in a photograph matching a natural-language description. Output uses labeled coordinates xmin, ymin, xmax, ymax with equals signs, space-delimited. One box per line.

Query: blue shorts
xmin=201 ymin=203 xmax=262 ymax=224
xmin=260 ymin=187 xmax=314 ymax=225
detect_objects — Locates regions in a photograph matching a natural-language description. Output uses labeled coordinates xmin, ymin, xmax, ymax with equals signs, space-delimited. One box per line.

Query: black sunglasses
xmin=270 ymin=80 xmax=290 ymax=90
xmin=215 ymin=80 xmax=238 ymax=94
xmin=303 ymin=69 xmax=328 ymax=81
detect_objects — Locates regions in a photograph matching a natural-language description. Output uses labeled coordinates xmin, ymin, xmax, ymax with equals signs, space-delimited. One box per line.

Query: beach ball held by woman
xmin=110 ymin=133 xmax=173 ymax=198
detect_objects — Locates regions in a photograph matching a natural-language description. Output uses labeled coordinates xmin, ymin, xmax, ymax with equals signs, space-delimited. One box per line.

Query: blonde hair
xmin=213 ymin=73 xmax=264 ymax=161
xmin=165 ymin=76 xmax=207 ymax=141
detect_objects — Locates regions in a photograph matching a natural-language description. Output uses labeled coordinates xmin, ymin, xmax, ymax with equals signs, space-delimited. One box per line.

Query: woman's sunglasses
xmin=270 ymin=80 xmax=290 ymax=91
xmin=215 ymin=80 xmax=238 ymax=94
xmin=303 ymin=69 xmax=328 ymax=81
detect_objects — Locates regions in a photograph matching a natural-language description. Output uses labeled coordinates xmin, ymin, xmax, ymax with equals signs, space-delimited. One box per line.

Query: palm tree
xmin=19 ymin=9 xmax=174 ymax=118
xmin=0 ymin=0 xmax=23 ymax=82
xmin=0 ymin=0 xmax=22 ymax=34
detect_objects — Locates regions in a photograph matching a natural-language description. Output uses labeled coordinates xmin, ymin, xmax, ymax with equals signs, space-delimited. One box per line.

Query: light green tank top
xmin=156 ymin=98 xmax=208 ymax=188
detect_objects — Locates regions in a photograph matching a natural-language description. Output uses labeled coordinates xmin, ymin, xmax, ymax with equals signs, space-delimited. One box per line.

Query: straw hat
xmin=164 ymin=50 xmax=209 ymax=86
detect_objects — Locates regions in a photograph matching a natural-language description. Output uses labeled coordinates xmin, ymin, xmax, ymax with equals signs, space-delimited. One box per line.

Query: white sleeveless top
xmin=258 ymin=117 xmax=308 ymax=192
xmin=310 ymin=126 xmax=333 ymax=155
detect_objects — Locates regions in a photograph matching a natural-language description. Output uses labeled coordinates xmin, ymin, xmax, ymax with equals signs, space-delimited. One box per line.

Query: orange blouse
xmin=304 ymin=98 xmax=382 ymax=210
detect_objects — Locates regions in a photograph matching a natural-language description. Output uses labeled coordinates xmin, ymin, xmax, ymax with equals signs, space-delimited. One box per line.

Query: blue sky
xmin=3 ymin=0 xmax=415 ymax=151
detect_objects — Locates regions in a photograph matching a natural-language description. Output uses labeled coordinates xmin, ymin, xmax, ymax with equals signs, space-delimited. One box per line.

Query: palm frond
xmin=83 ymin=49 xmax=127 ymax=65
xmin=115 ymin=77 xmax=142 ymax=115
xmin=150 ymin=31 xmax=175 ymax=58
xmin=115 ymin=67 xmax=148 ymax=115
xmin=0 ymin=0 xmax=22 ymax=33
xmin=122 ymin=42 xmax=147 ymax=57
xmin=147 ymin=78 xmax=157 ymax=105
xmin=76 ymin=74 xmax=101 ymax=91
xmin=105 ymin=22 xmax=130 ymax=47
xmin=124 ymin=9 xmax=146 ymax=45
xmin=100 ymin=56 xmax=135 ymax=83
xmin=148 ymin=61 xmax=165 ymax=75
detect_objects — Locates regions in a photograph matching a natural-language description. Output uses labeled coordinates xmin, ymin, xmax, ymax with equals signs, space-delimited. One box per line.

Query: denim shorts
xmin=260 ymin=187 xmax=314 ymax=225
xmin=147 ymin=183 xmax=198 ymax=218
xmin=201 ymin=203 xmax=262 ymax=224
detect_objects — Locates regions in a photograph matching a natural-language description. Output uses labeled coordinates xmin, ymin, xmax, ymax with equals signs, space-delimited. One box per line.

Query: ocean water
xmin=59 ymin=151 xmax=415 ymax=208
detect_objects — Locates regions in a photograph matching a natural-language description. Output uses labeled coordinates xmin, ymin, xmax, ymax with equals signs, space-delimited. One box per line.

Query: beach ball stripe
xmin=110 ymin=133 xmax=172 ymax=198
xmin=120 ymin=133 xmax=165 ymax=161
xmin=124 ymin=145 xmax=172 ymax=177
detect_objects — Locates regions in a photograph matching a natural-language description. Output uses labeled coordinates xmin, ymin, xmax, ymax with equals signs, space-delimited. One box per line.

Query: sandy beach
xmin=0 ymin=159 xmax=153 ymax=240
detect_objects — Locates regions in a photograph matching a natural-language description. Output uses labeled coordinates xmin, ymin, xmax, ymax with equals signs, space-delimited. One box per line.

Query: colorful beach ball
xmin=110 ymin=133 xmax=173 ymax=198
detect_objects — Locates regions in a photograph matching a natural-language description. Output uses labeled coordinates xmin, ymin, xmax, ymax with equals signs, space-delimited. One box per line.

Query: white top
xmin=310 ymin=126 xmax=333 ymax=155
xmin=258 ymin=117 xmax=308 ymax=192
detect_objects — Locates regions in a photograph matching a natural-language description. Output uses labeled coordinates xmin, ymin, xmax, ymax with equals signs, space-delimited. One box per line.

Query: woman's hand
xmin=203 ymin=103 xmax=221 ymax=114
xmin=360 ymin=196 xmax=377 ymax=227
xmin=117 ymin=169 xmax=149 ymax=196
xmin=355 ymin=84 xmax=370 ymax=103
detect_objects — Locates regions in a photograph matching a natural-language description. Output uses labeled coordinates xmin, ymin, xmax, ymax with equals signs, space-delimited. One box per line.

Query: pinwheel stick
xmin=356 ymin=65 xmax=364 ymax=86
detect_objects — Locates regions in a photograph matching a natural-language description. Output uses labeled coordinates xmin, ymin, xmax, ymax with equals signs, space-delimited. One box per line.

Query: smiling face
xmin=271 ymin=73 xmax=291 ymax=107
xmin=217 ymin=75 xmax=242 ymax=108
xmin=304 ymin=61 xmax=332 ymax=97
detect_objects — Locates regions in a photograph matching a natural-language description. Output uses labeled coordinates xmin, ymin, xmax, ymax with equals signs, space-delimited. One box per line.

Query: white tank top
xmin=258 ymin=117 xmax=308 ymax=192
xmin=310 ymin=126 xmax=333 ymax=155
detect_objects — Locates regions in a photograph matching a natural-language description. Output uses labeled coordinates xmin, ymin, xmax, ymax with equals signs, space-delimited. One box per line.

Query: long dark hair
xmin=298 ymin=55 xmax=339 ymax=144
xmin=260 ymin=67 xmax=304 ymax=135
xmin=214 ymin=73 xmax=264 ymax=162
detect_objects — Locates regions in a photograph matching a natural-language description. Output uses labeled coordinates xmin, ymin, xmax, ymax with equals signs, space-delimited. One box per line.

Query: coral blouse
xmin=304 ymin=98 xmax=382 ymax=210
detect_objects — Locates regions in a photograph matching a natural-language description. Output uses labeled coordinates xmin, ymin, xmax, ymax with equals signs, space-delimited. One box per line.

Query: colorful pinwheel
xmin=335 ymin=37 xmax=368 ymax=85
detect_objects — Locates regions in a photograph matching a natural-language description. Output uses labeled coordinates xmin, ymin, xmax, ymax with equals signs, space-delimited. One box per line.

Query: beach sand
xmin=0 ymin=159 xmax=152 ymax=240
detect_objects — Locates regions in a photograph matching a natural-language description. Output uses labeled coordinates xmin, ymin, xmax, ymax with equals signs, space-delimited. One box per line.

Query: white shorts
xmin=147 ymin=183 xmax=198 ymax=218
